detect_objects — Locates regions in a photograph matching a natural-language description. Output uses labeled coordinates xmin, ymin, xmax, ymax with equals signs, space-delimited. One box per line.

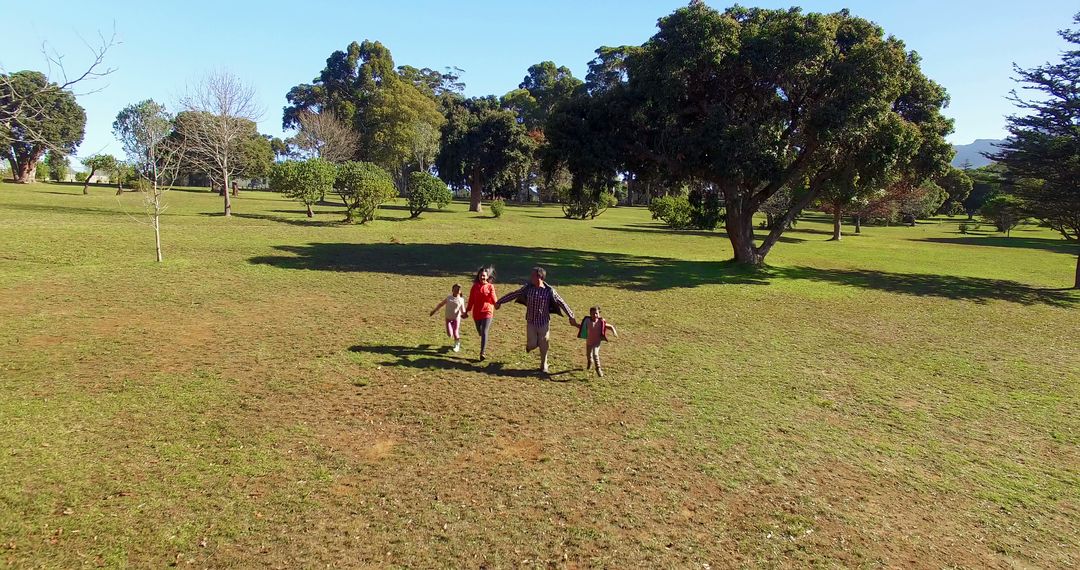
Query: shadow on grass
xmin=919 ymin=236 xmax=1077 ymax=255
xmin=250 ymin=242 xmax=770 ymax=291
xmin=0 ymin=202 xmax=121 ymax=216
xmin=597 ymin=223 xmax=806 ymax=243
xmin=348 ymin=344 xmax=574 ymax=379
xmin=250 ymin=242 xmax=1078 ymax=306
xmin=772 ymin=266 xmax=1077 ymax=307
xmin=223 ymin=212 xmax=343 ymax=228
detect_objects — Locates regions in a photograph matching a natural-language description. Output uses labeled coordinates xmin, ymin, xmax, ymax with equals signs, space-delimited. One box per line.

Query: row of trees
xmin=106 ymin=72 xmax=275 ymax=261
xmin=270 ymin=158 xmax=451 ymax=221
xmin=279 ymin=40 xmax=543 ymax=213
xmin=4 ymin=8 xmax=1076 ymax=285
xmin=275 ymin=5 xmax=962 ymax=266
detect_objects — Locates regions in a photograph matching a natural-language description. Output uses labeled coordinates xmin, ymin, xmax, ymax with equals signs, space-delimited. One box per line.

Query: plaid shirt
xmin=497 ymin=283 xmax=574 ymax=326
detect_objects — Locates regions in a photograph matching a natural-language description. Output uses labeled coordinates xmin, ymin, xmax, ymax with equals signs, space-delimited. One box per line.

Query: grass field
xmin=1 ymin=181 xmax=1077 ymax=568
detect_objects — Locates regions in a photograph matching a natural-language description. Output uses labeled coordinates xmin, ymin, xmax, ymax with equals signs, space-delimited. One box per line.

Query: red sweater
xmin=466 ymin=282 xmax=497 ymax=320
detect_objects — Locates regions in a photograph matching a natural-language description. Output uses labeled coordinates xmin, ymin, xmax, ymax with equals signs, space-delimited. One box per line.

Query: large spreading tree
xmin=551 ymin=3 xmax=953 ymax=265
xmin=0 ymin=71 xmax=86 ymax=183
xmin=435 ymin=96 xmax=534 ymax=212
xmin=991 ymin=14 xmax=1080 ymax=288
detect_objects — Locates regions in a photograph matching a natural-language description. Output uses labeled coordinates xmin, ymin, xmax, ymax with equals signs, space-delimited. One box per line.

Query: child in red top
xmin=579 ymin=306 xmax=618 ymax=377
xmin=464 ymin=266 xmax=498 ymax=361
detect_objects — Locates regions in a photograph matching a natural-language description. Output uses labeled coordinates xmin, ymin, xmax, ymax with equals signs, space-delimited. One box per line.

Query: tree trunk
xmin=853 ymin=214 xmax=862 ymax=234
xmin=223 ymin=170 xmax=232 ymax=217
xmin=12 ymin=158 xmax=36 ymax=184
xmin=154 ymin=216 xmax=162 ymax=263
xmin=830 ymin=209 xmax=842 ymax=241
xmin=306 ymin=203 xmax=314 ymax=218
xmin=1074 ymin=252 xmax=1079 ymax=289
xmin=725 ymin=205 xmax=763 ymax=265
xmin=82 ymin=168 xmax=96 ymax=194
xmin=469 ymin=171 xmax=483 ymax=213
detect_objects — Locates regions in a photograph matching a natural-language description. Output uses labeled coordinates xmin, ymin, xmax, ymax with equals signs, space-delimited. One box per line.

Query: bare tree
xmin=290 ymin=109 xmax=359 ymax=163
xmin=179 ymin=70 xmax=261 ymax=217
xmin=0 ymin=31 xmax=117 ymax=155
xmin=113 ymin=100 xmax=185 ymax=262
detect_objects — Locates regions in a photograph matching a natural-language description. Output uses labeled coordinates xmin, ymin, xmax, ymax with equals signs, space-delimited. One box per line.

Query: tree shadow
xmin=919 ymin=236 xmax=1077 ymax=255
xmin=348 ymin=344 xmax=575 ymax=379
xmin=247 ymin=242 xmax=1075 ymax=305
xmin=223 ymin=212 xmax=343 ymax=228
xmin=249 ymin=242 xmax=771 ymax=291
xmin=772 ymin=266 xmax=1077 ymax=307
xmin=598 ymin=223 xmax=806 ymax=243
xmin=0 ymin=202 xmax=120 ymax=216
xmin=379 ymin=204 xmax=461 ymax=216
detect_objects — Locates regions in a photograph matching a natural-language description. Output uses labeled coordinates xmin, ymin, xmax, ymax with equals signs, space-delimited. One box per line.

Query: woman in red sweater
xmin=465 ymin=266 xmax=497 ymax=361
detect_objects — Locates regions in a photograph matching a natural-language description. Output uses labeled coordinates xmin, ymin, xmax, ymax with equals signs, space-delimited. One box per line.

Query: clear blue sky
xmin=3 ymin=1 xmax=1077 ymax=164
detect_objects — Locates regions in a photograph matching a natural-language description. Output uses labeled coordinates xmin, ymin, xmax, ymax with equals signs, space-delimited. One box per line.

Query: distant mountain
xmin=951 ymin=139 xmax=1004 ymax=169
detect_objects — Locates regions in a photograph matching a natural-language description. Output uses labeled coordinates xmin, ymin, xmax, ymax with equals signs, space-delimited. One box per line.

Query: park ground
xmin=0 ymin=182 xmax=1077 ymax=568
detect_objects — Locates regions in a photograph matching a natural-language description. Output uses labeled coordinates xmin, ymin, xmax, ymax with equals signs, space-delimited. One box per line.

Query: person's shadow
xmin=348 ymin=344 xmax=576 ymax=380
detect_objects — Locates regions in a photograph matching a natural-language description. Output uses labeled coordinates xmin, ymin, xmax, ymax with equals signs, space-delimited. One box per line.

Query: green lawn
xmin=1 ymin=181 xmax=1077 ymax=568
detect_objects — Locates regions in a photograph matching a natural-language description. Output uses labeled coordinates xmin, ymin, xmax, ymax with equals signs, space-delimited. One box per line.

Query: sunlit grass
xmin=1 ymin=180 xmax=1076 ymax=567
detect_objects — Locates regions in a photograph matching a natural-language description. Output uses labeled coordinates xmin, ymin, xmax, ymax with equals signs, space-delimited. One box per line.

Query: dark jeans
xmin=473 ymin=318 xmax=492 ymax=355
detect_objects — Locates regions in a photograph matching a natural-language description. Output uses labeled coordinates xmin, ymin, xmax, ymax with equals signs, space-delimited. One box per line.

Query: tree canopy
xmin=435 ymin=97 xmax=534 ymax=212
xmin=270 ymin=158 xmax=336 ymax=218
xmin=547 ymin=4 xmax=953 ymax=264
xmin=0 ymin=71 xmax=86 ymax=183
xmin=991 ymin=13 xmax=1080 ymax=287
xmin=283 ymin=40 xmax=446 ymax=190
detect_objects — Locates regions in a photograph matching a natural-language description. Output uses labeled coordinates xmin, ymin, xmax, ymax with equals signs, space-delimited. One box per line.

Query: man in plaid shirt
xmin=495 ymin=266 xmax=577 ymax=374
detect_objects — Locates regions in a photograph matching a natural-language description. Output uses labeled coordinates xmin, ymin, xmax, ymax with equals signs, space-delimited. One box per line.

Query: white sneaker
xmin=452 ymin=342 xmax=461 ymax=352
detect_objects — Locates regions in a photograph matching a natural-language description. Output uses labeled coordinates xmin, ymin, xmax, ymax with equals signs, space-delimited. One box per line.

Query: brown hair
xmin=474 ymin=266 xmax=495 ymax=284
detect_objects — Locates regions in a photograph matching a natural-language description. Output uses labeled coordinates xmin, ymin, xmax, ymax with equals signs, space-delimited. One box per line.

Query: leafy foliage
xmin=0 ymin=71 xmax=86 ymax=183
xmin=44 ymin=151 xmax=69 ymax=181
xmin=558 ymin=185 xmax=616 ymax=220
xmin=283 ymin=41 xmax=445 ymax=189
xmin=489 ymin=198 xmax=506 ymax=218
xmin=649 ymin=186 xmax=722 ymax=230
xmin=991 ymin=14 xmax=1079 ymax=285
xmin=269 ymin=159 xmax=337 ymax=217
xmin=935 ymin=167 xmax=974 ymax=215
xmin=406 ymin=170 xmax=452 ymax=218
xmin=547 ymin=4 xmax=953 ymax=264
xmin=334 ymin=161 xmax=396 ymax=223
xmin=649 ymin=194 xmax=692 ymax=229
xmin=436 ymin=97 xmax=534 ymax=212
xmin=963 ymin=164 xmax=1005 ymax=218
xmin=502 ymin=61 xmax=583 ymax=131
xmin=113 ymin=100 xmax=174 ymax=178
xmin=979 ymin=194 xmax=1027 ymax=236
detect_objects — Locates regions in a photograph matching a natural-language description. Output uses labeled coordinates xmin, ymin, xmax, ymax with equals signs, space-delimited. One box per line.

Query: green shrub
xmin=490 ymin=198 xmax=506 ymax=218
xmin=649 ymin=194 xmax=692 ymax=229
xmin=74 ymin=172 xmax=88 ymax=183
xmin=334 ymin=161 xmax=396 ymax=224
xmin=559 ymin=186 xmax=615 ymax=219
xmin=688 ymin=187 xmax=722 ymax=230
xmin=269 ymin=159 xmax=336 ymax=218
xmin=979 ymin=194 xmax=1027 ymax=236
xmin=407 ymin=171 xmax=452 ymax=218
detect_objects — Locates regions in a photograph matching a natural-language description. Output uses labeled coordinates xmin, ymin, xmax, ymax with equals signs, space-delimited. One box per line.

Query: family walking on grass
xmin=430 ymin=265 xmax=617 ymax=376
